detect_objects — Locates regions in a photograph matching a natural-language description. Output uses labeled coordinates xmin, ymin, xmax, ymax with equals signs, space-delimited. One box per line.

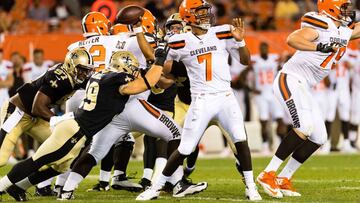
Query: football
xmin=116 ymin=5 xmax=145 ymax=25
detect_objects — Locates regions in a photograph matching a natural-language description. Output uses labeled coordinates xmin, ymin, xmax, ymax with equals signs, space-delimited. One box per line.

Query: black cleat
xmin=86 ymin=181 xmax=110 ymax=192
xmin=53 ymin=185 xmax=63 ymax=198
xmin=111 ymin=174 xmax=142 ymax=192
xmin=162 ymin=181 xmax=174 ymax=193
xmin=172 ymin=179 xmax=207 ymax=198
xmin=57 ymin=190 xmax=74 ymax=200
xmin=139 ymin=178 xmax=151 ymax=190
xmin=34 ymin=185 xmax=56 ymax=196
xmin=6 ymin=185 xmax=28 ymax=202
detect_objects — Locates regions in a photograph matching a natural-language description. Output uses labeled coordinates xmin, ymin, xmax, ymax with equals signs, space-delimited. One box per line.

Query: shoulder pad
xmin=301 ymin=12 xmax=329 ymax=29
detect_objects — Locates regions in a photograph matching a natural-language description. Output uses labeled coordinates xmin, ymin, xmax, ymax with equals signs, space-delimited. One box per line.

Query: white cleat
xmin=173 ymin=180 xmax=208 ymax=198
xmin=136 ymin=187 xmax=160 ymax=201
xmin=245 ymin=185 xmax=262 ymax=201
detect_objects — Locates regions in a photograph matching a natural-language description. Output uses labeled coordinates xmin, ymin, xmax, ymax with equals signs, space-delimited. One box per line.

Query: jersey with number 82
xmin=167 ymin=25 xmax=243 ymax=94
xmin=282 ymin=12 xmax=353 ymax=86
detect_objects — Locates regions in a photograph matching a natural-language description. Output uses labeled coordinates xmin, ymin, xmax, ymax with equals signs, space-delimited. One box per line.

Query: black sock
xmin=162 ymin=150 xmax=186 ymax=177
xmin=292 ymin=140 xmax=320 ymax=163
xmin=143 ymin=135 xmax=157 ymax=170
xmin=156 ymin=139 xmax=167 ymax=159
xmin=167 ymin=140 xmax=180 ymax=158
xmin=325 ymin=121 xmax=332 ymax=137
xmin=341 ymin=120 xmax=350 ymax=139
xmin=275 ymin=129 xmax=305 ymax=160
xmin=100 ymin=146 xmax=114 ymax=173
xmin=186 ymin=145 xmax=199 ymax=169
xmin=28 ymin=168 xmax=60 ymax=185
xmin=234 ymin=141 xmax=252 ymax=171
xmin=72 ymin=153 xmax=97 ymax=178
xmin=113 ymin=141 xmax=134 ymax=173
xmin=8 ymin=158 xmax=40 ymax=183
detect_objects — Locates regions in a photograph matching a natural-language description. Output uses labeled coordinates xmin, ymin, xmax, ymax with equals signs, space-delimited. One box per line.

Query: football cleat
xmin=35 ymin=185 xmax=56 ymax=196
xmin=256 ymin=171 xmax=283 ymax=198
xmin=245 ymin=185 xmax=262 ymax=201
xmin=136 ymin=187 xmax=160 ymax=201
xmin=161 ymin=181 xmax=174 ymax=193
xmin=139 ymin=178 xmax=151 ymax=190
xmin=57 ymin=190 xmax=74 ymax=200
xmin=6 ymin=185 xmax=28 ymax=202
xmin=53 ymin=185 xmax=63 ymax=197
xmin=86 ymin=181 xmax=110 ymax=192
xmin=172 ymin=179 xmax=208 ymax=198
xmin=111 ymin=174 xmax=143 ymax=192
xmin=276 ymin=177 xmax=301 ymax=197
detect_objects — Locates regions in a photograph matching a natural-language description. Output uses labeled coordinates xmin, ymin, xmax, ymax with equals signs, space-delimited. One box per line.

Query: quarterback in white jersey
xmin=258 ymin=0 xmax=360 ymax=198
xmin=131 ymin=0 xmax=261 ymax=201
xmin=0 ymin=50 xmax=13 ymax=108
xmin=23 ymin=49 xmax=54 ymax=82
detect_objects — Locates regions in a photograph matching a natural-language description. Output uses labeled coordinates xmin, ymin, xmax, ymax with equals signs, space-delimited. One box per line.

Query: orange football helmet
xmin=81 ymin=12 xmax=110 ymax=37
xmin=318 ymin=0 xmax=354 ymax=24
xmin=179 ymin=0 xmax=214 ymax=30
xmin=141 ymin=9 xmax=158 ymax=35
xmin=110 ymin=23 xmax=129 ymax=35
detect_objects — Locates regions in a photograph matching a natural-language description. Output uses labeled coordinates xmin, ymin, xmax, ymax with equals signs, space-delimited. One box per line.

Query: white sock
xmin=37 ymin=177 xmax=54 ymax=188
xmin=0 ymin=176 xmax=13 ymax=192
xmin=349 ymin=131 xmax=357 ymax=142
xmin=62 ymin=172 xmax=84 ymax=192
xmin=264 ymin=155 xmax=283 ymax=172
xmin=152 ymin=174 xmax=169 ymax=191
xmin=151 ymin=158 xmax=167 ymax=183
xmin=99 ymin=170 xmax=111 ymax=182
xmin=169 ymin=166 xmax=184 ymax=185
xmin=55 ymin=170 xmax=70 ymax=186
xmin=15 ymin=178 xmax=32 ymax=190
xmin=243 ymin=171 xmax=256 ymax=188
xmin=142 ymin=168 xmax=153 ymax=180
xmin=113 ymin=170 xmax=124 ymax=177
xmin=278 ymin=157 xmax=302 ymax=179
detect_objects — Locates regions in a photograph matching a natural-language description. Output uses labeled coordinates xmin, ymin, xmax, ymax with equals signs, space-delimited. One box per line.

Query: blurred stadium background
xmin=0 ymin=0 xmax=360 ymax=160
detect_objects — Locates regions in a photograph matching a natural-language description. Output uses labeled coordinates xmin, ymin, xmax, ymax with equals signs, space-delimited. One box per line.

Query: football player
xmin=0 ymin=48 xmax=94 ymax=201
xmin=23 ymin=49 xmax=54 ymax=82
xmin=257 ymin=0 xmax=360 ymax=198
xmin=131 ymin=0 xmax=261 ymax=200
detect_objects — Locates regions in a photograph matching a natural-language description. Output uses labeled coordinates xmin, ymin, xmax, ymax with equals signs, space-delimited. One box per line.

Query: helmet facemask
xmin=74 ymin=64 xmax=94 ymax=84
xmin=191 ymin=5 xmax=214 ymax=30
xmin=338 ymin=3 xmax=355 ymax=24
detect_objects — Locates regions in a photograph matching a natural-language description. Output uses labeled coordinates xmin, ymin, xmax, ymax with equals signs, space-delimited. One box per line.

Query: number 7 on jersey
xmin=197 ymin=53 xmax=212 ymax=81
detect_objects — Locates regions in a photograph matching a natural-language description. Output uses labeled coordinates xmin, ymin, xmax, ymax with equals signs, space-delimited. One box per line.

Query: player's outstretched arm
xmin=119 ymin=47 xmax=168 ymax=95
xmin=231 ymin=18 xmax=250 ymax=65
xmin=133 ymin=19 xmax=155 ymax=62
xmin=350 ymin=22 xmax=360 ymax=40
xmin=32 ymin=91 xmax=55 ymax=121
xmin=286 ymin=27 xmax=321 ymax=51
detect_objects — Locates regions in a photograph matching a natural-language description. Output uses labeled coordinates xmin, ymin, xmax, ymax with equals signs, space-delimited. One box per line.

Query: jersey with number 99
xmin=282 ymin=12 xmax=353 ymax=86
xmin=166 ymin=25 xmax=243 ymax=94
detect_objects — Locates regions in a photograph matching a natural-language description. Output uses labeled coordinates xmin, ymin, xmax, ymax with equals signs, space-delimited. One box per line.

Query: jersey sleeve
xmin=39 ymin=70 xmax=73 ymax=103
xmin=166 ymin=36 xmax=184 ymax=62
xmin=144 ymin=34 xmax=157 ymax=49
xmin=67 ymin=42 xmax=78 ymax=51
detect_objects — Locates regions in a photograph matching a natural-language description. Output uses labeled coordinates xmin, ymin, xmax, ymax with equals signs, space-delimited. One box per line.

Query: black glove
xmin=154 ymin=45 xmax=169 ymax=66
xmin=316 ymin=43 xmax=336 ymax=53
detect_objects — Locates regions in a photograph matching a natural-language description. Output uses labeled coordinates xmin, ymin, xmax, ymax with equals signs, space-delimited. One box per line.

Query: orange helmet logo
xmin=110 ymin=23 xmax=130 ymax=35
xmin=318 ymin=0 xmax=354 ymax=24
xmin=141 ymin=9 xmax=157 ymax=35
xmin=82 ymin=11 xmax=110 ymax=37
xmin=179 ymin=0 xmax=213 ymax=30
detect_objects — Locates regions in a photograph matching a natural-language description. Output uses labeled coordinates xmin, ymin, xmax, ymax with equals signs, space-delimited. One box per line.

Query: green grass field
xmin=1 ymin=154 xmax=360 ymax=202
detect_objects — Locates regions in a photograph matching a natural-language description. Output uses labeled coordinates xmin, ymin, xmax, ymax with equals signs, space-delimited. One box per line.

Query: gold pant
xmin=33 ymin=119 xmax=86 ymax=173
xmin=0 ymin=101 xmax=51 ymax=167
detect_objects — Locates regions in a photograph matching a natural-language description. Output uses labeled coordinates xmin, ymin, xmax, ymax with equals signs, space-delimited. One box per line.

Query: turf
xmin=1 ymin=154 xmax=360 ymax=202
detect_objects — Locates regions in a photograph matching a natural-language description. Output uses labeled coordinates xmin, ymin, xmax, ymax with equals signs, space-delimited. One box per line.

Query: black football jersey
xmin=147 ymin=84 xmax=177 ymax=113
xmin=17 ymin=64 xmax=82 ymax=115
xmin=170 ymin=61 xmax=191 ymax=105
xmin=75 ymin=71 xmax=133 ymax=137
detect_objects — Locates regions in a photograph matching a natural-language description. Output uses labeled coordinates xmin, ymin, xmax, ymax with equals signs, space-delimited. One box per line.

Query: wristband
xmin=141 ymin=70 xmax=151 ymax=90
xmin=236 ymin=39 xmax=246 ymax=47
xmin=134 ymin=27 xmax=143 ymax=34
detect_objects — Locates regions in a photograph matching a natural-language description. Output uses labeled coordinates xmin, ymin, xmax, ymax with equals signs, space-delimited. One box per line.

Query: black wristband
xmin=141 ymin=71 xmax=151 ymax=90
